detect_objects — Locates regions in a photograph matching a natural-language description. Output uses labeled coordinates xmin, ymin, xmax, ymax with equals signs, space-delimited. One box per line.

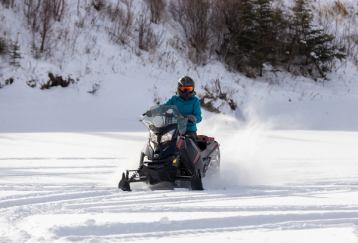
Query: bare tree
xmin=39 ymin=0 xmax=53 ymax=53
xmin=208 ymin=0 xmax=233 ymax=55
xmin=24 ymin=0 xmax=41 ymax=32
xmin=77 ymin=0 xmax=81 ymax=15
xmin=107 ymin=0 xmax=134 ymax=45
xmin=146 ymin=0 xmax=165 ymax=24
xmin=24 ymin=0 xmax=67 ymax=54
xmin=52 ymin=0 xmax=65 ymax=21
xmin=170 ymin=0 xmax=210 ymax=64
xmin=0 ymin=0 xmax=15 ymax=8
xmin=137 ymin=11 xmax=160 ymax=51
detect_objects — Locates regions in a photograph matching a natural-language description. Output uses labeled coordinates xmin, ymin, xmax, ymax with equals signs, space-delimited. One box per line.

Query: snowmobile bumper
xmin=118 ymin=157 xmax=204 ymax=191
xmin=118 ymin=161 xmax=178 ymax=191
xmin=140 ymin=163 xmax=177 ymax=184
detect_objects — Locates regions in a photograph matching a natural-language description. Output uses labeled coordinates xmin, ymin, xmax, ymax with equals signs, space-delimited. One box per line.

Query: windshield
xmin=141 ymin=105 xmax=187 ymax=134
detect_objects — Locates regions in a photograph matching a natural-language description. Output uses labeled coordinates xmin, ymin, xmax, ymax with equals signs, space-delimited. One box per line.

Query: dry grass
xmin=317 ymin=0 xmax=357 ymax=66
xmin=318 ymin=0 xmax=349 ymax=19
xmin=334 ymin=0 xmax=349 ymax=17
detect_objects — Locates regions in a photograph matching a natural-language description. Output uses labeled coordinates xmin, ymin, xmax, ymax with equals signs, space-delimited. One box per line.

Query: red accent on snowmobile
xmin=197 ymin=135 xmax=215 ymax=142
xmin=176 ymin=137 xmax=185 ymax=149
xmin=193 ymin=151 xmax=200 ymax=164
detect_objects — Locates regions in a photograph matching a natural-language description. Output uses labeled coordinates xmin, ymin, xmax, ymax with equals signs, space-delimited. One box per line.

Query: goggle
xmin=179 ymin=86 xmax=194 ymax=92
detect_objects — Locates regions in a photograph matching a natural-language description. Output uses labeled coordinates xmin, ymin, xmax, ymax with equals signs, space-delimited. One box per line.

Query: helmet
xmin=177 ymin=76 xmax=195 ymax=100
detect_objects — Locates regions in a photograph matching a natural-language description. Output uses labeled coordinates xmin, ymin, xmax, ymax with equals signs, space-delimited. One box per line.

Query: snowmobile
xmin=118 ymin=105 xmax=220 ymax=191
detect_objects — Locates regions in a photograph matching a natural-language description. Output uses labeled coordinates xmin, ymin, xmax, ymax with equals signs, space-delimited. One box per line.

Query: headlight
xmin=161 ymin=129 xmax=175 ymax=143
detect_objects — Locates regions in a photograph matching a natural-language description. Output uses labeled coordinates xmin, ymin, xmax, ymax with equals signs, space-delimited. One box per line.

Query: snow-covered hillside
xmin=0 ymin=0 xmax=357 ymax=132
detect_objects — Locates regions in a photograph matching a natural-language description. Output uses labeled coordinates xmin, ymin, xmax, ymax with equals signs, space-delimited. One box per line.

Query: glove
xmin=186 ymin=115 xmax=197 ymax=123
xmin=142 ymin=110 xmax=151 ymax=117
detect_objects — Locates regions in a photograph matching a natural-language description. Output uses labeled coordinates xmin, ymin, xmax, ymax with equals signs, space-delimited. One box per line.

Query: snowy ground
xmin=1 ymin=126 xmax=358 ymax=243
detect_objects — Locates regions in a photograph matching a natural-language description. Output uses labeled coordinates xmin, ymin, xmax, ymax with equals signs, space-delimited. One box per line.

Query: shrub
xmin=87 ymin=83 xmax=100 ymax=95
xmin=137 ymin=11 xmax=160 ymax=52
xmin=0 ymin=78 xmax=14 ymax=89
xmin=199 ymin=79 xmax=237 ymax=113
xmin=40 ymin=72 xmax=76 ymax=90
xmin=26 ymin=79 xmax=37 ymax=88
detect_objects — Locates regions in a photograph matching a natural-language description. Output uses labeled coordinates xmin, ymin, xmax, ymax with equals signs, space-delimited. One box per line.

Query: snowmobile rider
xmin=164 ymin=76 xmax=202 ymax=138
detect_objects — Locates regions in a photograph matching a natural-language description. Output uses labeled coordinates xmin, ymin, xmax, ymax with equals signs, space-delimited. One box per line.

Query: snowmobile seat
xmin=196 ymin=135 xmax=214 ymax=151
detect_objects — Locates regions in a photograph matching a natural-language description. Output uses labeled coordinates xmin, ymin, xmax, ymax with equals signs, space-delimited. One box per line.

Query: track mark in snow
xmin=0 ymin=157 xmax=122 ymax=161
xmin=0 ymin=190 xmax=112 ymax=209
xmin=51 ymin=211 xmax=358 ymax=241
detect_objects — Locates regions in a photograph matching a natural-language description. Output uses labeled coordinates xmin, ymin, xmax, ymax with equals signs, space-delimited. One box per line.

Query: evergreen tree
xmin=220 ymin=0 xmax=286 ymax=77
xmin=252 ymin=0 xmax=281 ymax=75
xmin=0 ymin=37 xmax=7 ymax=56
xmin=221 ymin=0 xmax=257 ymax=75
xmin=9 ymin=40 xmax=21 ymax=67
xmin=289 ymin=0 xmax=345 ymax=79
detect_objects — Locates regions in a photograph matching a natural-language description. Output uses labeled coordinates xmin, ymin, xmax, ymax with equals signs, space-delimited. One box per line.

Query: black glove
xmin=142 ymin=110 xmax=151 ymax=116
xmin=186 ymin=115 xmax=197 ymax=123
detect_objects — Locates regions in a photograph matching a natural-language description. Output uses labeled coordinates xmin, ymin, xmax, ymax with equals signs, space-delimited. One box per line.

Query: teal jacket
xmin=164 ymin=95 xmax=202 ymax=132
